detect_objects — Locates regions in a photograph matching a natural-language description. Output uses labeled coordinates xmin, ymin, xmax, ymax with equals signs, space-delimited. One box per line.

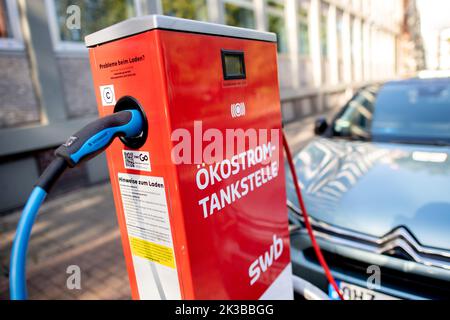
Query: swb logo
xmin=231 ymin=102 xmax=246 ymax=118
xmin=248 ymin=235 xmax=283 ymax=285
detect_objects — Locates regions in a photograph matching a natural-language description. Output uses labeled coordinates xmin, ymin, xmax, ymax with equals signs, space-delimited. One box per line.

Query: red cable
xmin=282 ymin=132 xmax=345 ymax=300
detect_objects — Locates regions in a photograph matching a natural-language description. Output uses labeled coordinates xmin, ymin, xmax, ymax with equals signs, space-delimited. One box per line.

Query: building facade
xmin=439 ymin=28 xmax=450 ymax=70
xmin=398 ymin=0 xmax=426 ymax=75
xmin=0 ymin=0 xmax=413 ymax=212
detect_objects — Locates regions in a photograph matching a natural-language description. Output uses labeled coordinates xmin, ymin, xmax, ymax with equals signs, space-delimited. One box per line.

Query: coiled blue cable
xmin=10 ymin=186 xmax=47 ymax=300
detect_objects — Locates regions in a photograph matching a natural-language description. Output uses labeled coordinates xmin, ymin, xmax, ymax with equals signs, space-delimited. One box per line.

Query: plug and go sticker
xmin=123 ymin=150 xmax=151 ymax=172
xmin=117 ymin=173 xmax=181 ymax=299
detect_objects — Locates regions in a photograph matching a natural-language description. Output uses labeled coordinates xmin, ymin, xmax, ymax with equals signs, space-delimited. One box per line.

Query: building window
xmin=47 ymin=0 xmax=141 ymax=51
xmin=350 ymin=16 xmax=355 ymax=81
xmin=319 ymin=1 xmax=328 ymax=58
xmin=336 ymin=9 xmax=344 ymax=81
xmin=0 ymin=0 xmax=23 ymax=50
xmin=361 ymin=21 xmax=365 ymax=80
xmin=297 ymin=0 xmax=309 ymax=56
xmin=224 ymin=0 xmax=255 ymax=29
xmin=53 ymin=0 xmax=136 ymax=42
xmin=162 ymin=0 xmax=208 ymax=21
xmin=266 ymin=0 xmax=288 ymax=53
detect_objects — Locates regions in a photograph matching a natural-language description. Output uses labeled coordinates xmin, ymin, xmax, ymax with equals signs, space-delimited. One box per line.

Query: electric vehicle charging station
xmin=85 ymin=15 xmax=293 ymax=300
xmin=10 ymin=14 xmax=343 ymax=301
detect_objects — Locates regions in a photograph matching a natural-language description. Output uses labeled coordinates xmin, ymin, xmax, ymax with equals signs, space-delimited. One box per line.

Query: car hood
xmin=287 ymin=138 xmax=450 ymax=251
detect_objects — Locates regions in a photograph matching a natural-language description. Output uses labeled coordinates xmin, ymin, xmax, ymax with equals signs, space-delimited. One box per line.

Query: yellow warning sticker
xmin=129 ymin=236 xmax=175 ymax=269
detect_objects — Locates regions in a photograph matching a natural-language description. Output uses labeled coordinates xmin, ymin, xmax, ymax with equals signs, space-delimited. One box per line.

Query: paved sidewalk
xmin=0 ymin=107 xmax=338 ymax=300
xmin=0 ymin=184 xmax=130 ymax=300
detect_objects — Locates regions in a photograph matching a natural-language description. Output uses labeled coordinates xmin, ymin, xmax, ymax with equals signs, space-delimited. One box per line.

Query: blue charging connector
xmin=9 ymin=109 xmax=145 ymax=300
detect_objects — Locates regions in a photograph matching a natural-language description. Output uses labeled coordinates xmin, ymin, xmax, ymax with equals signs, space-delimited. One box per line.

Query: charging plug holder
xmin=114 ymin=96 xmax=148 ymax=149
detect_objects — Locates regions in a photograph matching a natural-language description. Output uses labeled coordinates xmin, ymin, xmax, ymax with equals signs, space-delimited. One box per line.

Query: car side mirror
xmin=314 ymin=117 xmax=328 ymax=135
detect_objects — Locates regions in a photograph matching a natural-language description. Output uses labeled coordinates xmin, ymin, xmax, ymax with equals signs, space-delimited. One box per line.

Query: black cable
xmin=35 ymin=157 xmax=68 ymax=193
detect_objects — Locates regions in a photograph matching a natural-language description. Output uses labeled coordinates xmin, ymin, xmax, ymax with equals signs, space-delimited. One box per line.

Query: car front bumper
xmin=290 ymin=230 xmax=450 ymax=300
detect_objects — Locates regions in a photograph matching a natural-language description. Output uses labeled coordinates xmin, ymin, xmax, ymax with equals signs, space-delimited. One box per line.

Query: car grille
xmin=288 ymin=201 xmax=450 ymax=270
xmin=303 ymin=248 xmax=450 ymax=299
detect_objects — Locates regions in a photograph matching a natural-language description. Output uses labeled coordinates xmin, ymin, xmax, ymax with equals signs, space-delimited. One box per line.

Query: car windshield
xmin=332 ymin=80 xmax=450 ymax=145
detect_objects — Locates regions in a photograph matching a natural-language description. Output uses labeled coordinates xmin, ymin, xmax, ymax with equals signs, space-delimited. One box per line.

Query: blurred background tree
xmin=55 ymin=0 xmax=135 ymax=41
xmin=162 ymin=0 xmax=207 ymax=21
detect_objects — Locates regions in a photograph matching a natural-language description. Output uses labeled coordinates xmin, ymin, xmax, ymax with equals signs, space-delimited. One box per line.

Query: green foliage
xmin=297 ymin=5 xmax=309 ymax=56
xmin=268 ymin=14 xmax=287 ymax=53
xmin=225 ymin=3 xmax=255 ymax=29
xmin=55 ymin=0 xmax=135 ymax=41
xmin=162 ymin=0 xmax=207 ymax=21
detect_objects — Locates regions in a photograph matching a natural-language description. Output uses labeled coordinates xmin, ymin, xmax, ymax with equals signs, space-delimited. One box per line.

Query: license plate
xmin=328 ymin=281 xmax=398 ymax=300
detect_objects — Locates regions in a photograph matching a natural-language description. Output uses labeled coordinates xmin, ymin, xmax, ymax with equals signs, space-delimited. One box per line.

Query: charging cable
xmin=282 ymin=132 xmax=345 ymax=300
xmin=9 ymin=109 xmax=144 ymax=300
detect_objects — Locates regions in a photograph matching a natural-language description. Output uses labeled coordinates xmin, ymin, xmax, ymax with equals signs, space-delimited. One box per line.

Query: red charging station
xmin=85 ymin=15 xmax=292 ymax=300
